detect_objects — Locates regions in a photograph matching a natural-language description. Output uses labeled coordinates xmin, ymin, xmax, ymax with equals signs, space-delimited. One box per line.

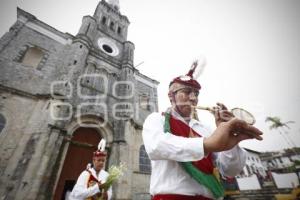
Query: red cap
xmin=169 ymin=61 xmax=201 ymax=90
xmin=93 ymin=150 xmax=107 ymax=158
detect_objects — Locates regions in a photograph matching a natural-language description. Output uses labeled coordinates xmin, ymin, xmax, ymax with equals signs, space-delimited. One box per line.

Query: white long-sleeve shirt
xmin=68 ymin=168 xmax=112 ymax=200
xmin=142 ymin=112 xmax=247 ymax=199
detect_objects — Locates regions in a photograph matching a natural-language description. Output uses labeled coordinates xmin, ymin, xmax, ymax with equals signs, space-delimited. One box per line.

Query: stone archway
xmin=53 ymin=127 xmax=102 ymax=200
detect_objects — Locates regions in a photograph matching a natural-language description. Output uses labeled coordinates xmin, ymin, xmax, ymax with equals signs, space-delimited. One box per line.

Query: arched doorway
xmin=53 ymin=127 xmax=102 ymax=200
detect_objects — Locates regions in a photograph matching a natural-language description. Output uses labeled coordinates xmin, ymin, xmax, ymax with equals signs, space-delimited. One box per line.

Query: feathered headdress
xmin=93 ymin=139 xmax=107 ymax=157
xmin=169 ymin=60 xmax=202 ymax=90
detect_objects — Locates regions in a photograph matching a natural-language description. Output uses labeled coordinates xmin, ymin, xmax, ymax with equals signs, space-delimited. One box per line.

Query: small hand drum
xmin=231 ymin=107 xmax=256 ymax=125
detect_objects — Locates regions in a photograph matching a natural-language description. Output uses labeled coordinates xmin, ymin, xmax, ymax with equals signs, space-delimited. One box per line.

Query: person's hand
xmin=100 ymin=191 xmax=108 ymax=200
xmin=212 ymin=103 xmax=234 ymax=127
xmin=98 ymin=183 xmax=109 ymax=200
xmin=203 ymin=118 xmax=263 ymax=154
xmin=98 ymin=182 xmax=109 ymax=192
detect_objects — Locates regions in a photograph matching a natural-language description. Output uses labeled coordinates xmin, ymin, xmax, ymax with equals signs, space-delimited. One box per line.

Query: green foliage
xmin=294 ymin=160 xmax=300 ymax=166
xmin=265 ymin=116 xmax=295 ymax=130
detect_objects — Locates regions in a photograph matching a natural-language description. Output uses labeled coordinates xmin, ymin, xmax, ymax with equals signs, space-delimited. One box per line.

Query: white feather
xmin=193 ymin=56 xmax=206 ymax=80
xmin=98 ymin=139 xmax=106 ymax=152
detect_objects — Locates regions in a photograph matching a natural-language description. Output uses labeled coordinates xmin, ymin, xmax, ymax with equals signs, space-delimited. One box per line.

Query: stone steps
xmin=227 ymin=187 xmax=292 ymax=200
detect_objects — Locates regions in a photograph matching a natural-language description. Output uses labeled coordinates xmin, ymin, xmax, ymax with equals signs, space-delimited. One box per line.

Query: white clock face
xmin=97 ymin=38 xmax=119 ymax=57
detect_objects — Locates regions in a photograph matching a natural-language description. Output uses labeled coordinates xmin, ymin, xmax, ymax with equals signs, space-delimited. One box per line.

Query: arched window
xmin=101 ymin=16 xmax=107 ymax=25
xmin=109 ymin=21 xmax=115 ymax=31
xmin=139 ymin=94 xmax=150 ymax=111
xmin=0 ymin=114 xmax=6 ymax=134
xmin=21 ymin=46 xmax=44 ymax=68
xmin=117 ymin=26 xmax=122 ymax=35
xmin=139 ymin=145 xmax=151 ymax=173
xmin=246 ymin=165 xmax=251 ymax=176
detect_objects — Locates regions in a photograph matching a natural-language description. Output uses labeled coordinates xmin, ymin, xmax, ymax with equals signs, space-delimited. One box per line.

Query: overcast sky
xmin=0 ymin=0 xmax=299 ymax=152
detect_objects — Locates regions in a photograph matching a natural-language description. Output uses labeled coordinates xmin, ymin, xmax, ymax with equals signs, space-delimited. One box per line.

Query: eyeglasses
xmin=174 ymin=88 xmax=199 ymax=97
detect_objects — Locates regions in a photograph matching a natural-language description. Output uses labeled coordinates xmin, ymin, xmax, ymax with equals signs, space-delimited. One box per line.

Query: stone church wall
xmin=0 ymin=91 xmax=55 ymax=199
xmin=0 ymin=2 xmax=157 ymax=199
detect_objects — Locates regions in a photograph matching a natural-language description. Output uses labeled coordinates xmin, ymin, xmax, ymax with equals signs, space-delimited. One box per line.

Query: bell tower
xmin=75 ymin=0 xmax=133 ymax=70
xmin=93 ymin=0 xmax=129 ymax=41
xmin=107 ymin=0 xmax=120 ymax=11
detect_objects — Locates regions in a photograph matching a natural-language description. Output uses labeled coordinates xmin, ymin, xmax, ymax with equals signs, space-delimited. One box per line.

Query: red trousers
xmin=152 ymin=194 xmax=212 ymax=200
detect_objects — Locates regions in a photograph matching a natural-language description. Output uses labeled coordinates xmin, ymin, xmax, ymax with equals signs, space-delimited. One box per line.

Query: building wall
xmin=0 ymin=90 xmax=62 ymax=199
xmin=108 ymin=120 xmax=150 ymax=200
xmin=0 ymin=3 xmax=157 ymax=200
xmin=128 ymin=122 xmax=150 ymax=198
xmin=261 ymin=150 xmax=300 ymax=172
xmin=241 ymin=150 xmax=266 ymax=177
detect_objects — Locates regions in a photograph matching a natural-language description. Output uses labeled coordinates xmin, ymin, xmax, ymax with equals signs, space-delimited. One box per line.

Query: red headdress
xmin=169 ymin=60 xmax=201 ymax=90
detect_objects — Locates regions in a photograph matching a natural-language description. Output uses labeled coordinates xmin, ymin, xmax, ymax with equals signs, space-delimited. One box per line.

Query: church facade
xmin=0 ymin=1 xmax=157 ymax=199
